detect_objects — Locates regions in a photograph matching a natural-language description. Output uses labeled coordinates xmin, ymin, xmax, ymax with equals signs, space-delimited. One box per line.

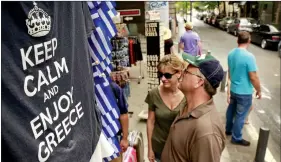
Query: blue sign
xmin=149 ymin=2 xmax=167 ymax=10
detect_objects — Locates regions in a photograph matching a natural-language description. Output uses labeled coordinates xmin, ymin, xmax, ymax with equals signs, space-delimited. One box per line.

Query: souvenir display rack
xmin=145 ymin=21 xmax=164 ymax=91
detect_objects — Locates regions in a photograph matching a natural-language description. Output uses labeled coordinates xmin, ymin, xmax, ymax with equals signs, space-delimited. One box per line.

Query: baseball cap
xmin=182 ymin=52 xmax=224 ymax=89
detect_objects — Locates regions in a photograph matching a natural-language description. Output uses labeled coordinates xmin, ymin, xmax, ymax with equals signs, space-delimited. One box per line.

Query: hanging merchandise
xmin=116 ymin=23 xmax=130 ymax=37
xmin=87 ymin=1 xmax=125 ymax=162
xmin=111 ymin=37 xmax=130 ymax=70
xmin=111 ymin=69 xmax=131 ymax=99
xmin=146 ymin=21 xmax=165 ymax=91
xmin=128 ymin=36 xmax=143 ymax=64
xmin=2 ymin=2 xmax=102 ymax=162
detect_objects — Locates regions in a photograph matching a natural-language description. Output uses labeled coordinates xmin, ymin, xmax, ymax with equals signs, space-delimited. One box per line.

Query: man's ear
xmin=248 ymin=39 xmax=251 ymax=44
xmin=197 ymin=78 xmax=204 ymax=88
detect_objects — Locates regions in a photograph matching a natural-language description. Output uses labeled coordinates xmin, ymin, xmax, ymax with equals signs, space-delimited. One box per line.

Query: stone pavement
xmin=126 ymin=54 xmax=279 ymax=162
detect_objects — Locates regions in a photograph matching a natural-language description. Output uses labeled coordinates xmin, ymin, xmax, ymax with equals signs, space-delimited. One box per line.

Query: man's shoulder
xmin=228 ymin=48 xmax=253 ymax=57
xmin=193 ymin=108 xmax=224 ymax=137
xmin=192 ymin=31 xmax=200 ymax=37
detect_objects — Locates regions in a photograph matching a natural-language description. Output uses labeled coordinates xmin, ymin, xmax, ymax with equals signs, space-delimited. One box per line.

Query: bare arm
xmin=179 ymin=42 xmax=184 ymax=50
xmin=170 ymin=45 xmax=176 ymax=55
xmin=147 ymin=110 xmax=155 ymax=151
xmin=119 ymin=113 xmax=129 ymax=152
xmin=227 ymin=69 xmax=231 ymax=95
xmin=249 ymin=71 xmax=262 ymax=99
xmin=120 ymin=114 xmax=129 ymax=140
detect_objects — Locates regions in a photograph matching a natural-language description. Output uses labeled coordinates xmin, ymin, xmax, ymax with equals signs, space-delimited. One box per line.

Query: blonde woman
xmin=145 ymin=54 xmax=187 ymax=162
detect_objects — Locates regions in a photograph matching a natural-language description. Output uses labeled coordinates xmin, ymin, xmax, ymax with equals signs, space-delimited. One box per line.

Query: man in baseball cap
xmin=161 ymin=53 xmax=226 ymax=162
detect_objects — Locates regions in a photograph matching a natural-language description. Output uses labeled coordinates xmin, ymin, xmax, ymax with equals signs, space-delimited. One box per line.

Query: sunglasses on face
xmin=185 ymin=70 xmax=203 ymax=78
xmin=178 ymin=69 xmax=203 ymax=82
xmin=157 ymin=72 xmax=177 ymax=79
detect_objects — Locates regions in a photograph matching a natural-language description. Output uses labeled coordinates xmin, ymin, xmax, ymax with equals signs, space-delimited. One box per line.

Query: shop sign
xmin=124 ymin=17 xmax=133 ymax=21
xmin=117 ymin=9 xmax=141 ymax=16
xmin=149 ymin=2 xmax=167 ymax=10
xmin=145 ymin=11 xmax=160 ymax=21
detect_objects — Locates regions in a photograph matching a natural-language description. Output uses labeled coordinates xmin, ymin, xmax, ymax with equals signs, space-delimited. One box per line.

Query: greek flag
xmin=88 ymin=1 xmax=118 ymax=39
xmin=87 ymin=2 xmax=122 ymax=161
xmin=94 ymin=76 xmax=121 ymax=137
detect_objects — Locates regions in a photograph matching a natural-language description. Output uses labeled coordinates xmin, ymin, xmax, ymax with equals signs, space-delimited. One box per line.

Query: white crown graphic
xmin=26 ymin=2 xmax=51 ymax=37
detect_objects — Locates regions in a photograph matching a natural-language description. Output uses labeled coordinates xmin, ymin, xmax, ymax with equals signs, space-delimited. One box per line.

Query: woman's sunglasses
xmin=157 ymin=72 xmax=177 ymax=79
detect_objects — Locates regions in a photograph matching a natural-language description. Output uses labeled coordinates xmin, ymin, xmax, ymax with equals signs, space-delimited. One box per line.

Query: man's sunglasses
xmin=157 ymin=72 xmax=177 ymax=79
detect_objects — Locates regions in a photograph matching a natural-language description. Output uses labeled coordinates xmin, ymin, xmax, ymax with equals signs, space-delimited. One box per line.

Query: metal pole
xmin=185 ymin=2 xmax=188 ymax=21
xmin=220 ymin=70 xmax=227 ymax=92
xmin=190 ymin=1 xmax=192 ymax=22
xmin=255 ymin=127 xmax=270 ymax=162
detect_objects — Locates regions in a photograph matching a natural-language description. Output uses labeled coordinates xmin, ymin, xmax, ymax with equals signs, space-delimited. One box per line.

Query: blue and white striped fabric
xmin=103 ymin=137 xmax=121 ymax=162
xmin=87 ymin=1 xmax=118 ymax=39
xmin=94 ymin=76 xmax=121 ymax=137
xmin=87 ymin=2 xmax=122 ymax=161
xmin=88 ymin=27 xmax=112 ymax=62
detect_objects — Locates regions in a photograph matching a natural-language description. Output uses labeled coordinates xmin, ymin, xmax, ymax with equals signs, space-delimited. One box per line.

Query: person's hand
xmin=148 ymin=149 xmax=155 ymax=162
xmin=120 ymin=138 xmax=129 ymax=153
xmin=256 ymin=91 xmax=262 ymax=99
xmin=227 ymin=93 xmax=231 ymax=104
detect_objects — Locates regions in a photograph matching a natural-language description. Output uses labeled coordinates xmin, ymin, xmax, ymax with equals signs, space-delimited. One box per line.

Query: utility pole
xmin=190 ymin=1 xmax=193 ymax=22
xmin=185 ymin=1 xmax=188 ymax=22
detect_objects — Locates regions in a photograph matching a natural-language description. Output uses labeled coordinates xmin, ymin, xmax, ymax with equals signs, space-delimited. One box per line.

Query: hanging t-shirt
xmin=1 ymin=2 xmax=101 ymax=162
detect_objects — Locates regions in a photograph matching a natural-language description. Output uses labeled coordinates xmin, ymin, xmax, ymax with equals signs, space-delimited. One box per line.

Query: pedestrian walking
xmin=145 ymin=54 xmax=187 ymax=162
xmin=161 ymin=53 xmax=226 ymax=162
xmin=179 ymin=22 xmax=202 ymax=56
xmin=163 ymin=27 xmax=174 ymax=55
xmin=226 ymin=31 xmax=262 ymax=146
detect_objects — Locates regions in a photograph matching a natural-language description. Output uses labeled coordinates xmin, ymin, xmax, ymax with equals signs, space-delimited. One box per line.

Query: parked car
xmin=200 ymin=13 xmax=207 ymax=20
xmin=219 ymin=17 xmax=234 ymax=30
xmin=196 ymin=13 xmax=204 ymax=20
xmin=251 ymin=24 xmax=281 ymax=49
xmin=215 ymin=16 xmax=224 ymax=27
xmin=227 ymin=18 xmax=258 ymax=36
xmin=209 ymin=15 xmax=216 ymax=24
xmin=204 ymin=14 xmax=211 ymax=23
xmin=211 ymin=15 xmax=224 ymax=27
xmin=278 ymin=40 xmax=281 ymax=57
xmin=196 ymin=13 xmax=202 ymax=19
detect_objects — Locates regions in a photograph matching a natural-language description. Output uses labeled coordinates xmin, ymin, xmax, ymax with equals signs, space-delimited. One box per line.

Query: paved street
xmin=190 ymin=17 xmax=280 ymax=161
xmin=126 ymin=15 xmax=280 ymax=162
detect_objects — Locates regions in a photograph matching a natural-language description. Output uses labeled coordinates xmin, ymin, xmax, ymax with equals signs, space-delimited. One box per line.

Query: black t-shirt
xmin=2 ymin=2 xmax=101 ymax=162
xmin=164 ymin=38 xmax=174 ymax=55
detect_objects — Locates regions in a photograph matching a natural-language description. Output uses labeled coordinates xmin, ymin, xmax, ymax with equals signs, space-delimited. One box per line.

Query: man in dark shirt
xmin=110 ymin=82 xmax=129 ymax=161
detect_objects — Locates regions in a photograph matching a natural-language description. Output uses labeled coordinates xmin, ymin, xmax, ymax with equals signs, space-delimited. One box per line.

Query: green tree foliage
xmin=193 ymin=1 xmax=220 ymax=11
xmin=176 ymin=1 xmax=223 ymax=14
xmin=175 ymin=1 xmax=190 ymax=12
